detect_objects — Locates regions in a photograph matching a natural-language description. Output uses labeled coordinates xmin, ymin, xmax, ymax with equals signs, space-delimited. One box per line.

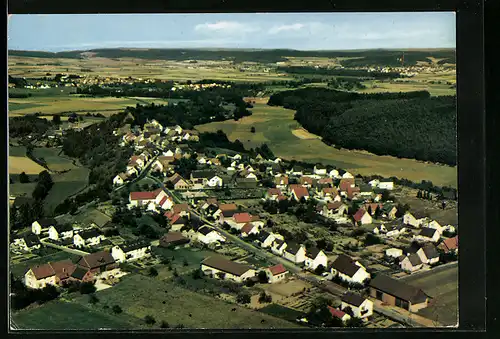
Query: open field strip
xmin=196 ymin=101 xmax=457 ymax=187
xmin=9 ymin=157 xmax=46 ymax=175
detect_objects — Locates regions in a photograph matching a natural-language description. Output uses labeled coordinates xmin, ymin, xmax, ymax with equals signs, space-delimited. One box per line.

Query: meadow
xmin=9 ymin=146 xmax=46 ymax=176
xmin=44 ymin=167 xmax=90 ymax=216
xmin=70 ymin=273 xmax=300 ymax=329
xmin=196 ymin=101 xmax=457 ymax=188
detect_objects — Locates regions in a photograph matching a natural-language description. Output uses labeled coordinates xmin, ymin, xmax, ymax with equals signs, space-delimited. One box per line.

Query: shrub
xmin=183 ymin=259 xmax=189 ymax=266
xmin=144 ymin=315 xmax=156 ymax=325
xmin=88 ymin=294 xmax=99 ymax=304
xmin=112 ymin=305 xmax=122 ymax=314
xmin=148 ymin=267 xmax=158 ymax=277
xmin=79 ymin=282 xmax=96 ymax=294
xmin=160 ymin=321 xmax=170 ymax=328
xmin=245 ymin=279 xmax=255 ymax=287
xmin=257 ymin=271 xmax=269 ymax=283
xmin=236 ymin=291 xmax=251 ymax=304
xmin=258 ymin=291 xmax=272 ymax=303
xmin=314 ymin=264 xmax=326 ymax=275
xmin=192 ymin=269 xmax=202 ymax=280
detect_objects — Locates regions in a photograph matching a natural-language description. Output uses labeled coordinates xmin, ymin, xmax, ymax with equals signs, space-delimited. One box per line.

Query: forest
xmin=268 ymin=88 xmax=456 ymax=166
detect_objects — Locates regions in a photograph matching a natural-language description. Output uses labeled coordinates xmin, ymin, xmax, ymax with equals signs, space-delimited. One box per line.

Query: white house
xmin=196 ymin=226 xmax=226 ymax=245
xmin=113 ymin=173 xmax=129 ymax=186
xmin=384 ymin=224 xmax=407 ymax=238
xmin=283 ymin=242 xmax=306 ymax=264
xmin=73 ymin=229 xmax=105 ymax=248
xmin=385 ymin=248 xmax=403 ymax=258
xmin=304 ymin=247 xmax=328 ymax=271
xmin=32 ymin=218 xmax=57 ymax=235
xmin=314 ymin=166 xmax=327 ymax=176
xmin=111 ymin=242 xmax=151 ymax=263
xmin=353 ymin=209 xmax=373 ymax=225
xmin=368 ymin=179 xmax=380 ymax=188
xmin=416 ymin=243 xmax=440 ymax=265
xmin=399 ymin=253 xmax=423 ymax=272
xmin=13 ymin=234 xmax=41 ymax=252
xmin=328 ymin=169 xmax=340 ymax=178
xmin=342 ymin=171 xmax=354 ymax=179
xmin=403 ymin=212 xmax=427 ymax=228
xmin=265 ymin=264 xmax=289 ymax=283
xmin=240 ymin=222 xmax=260 ymax=238
xmin=340 ymin=291 xmax=373 ymax=319
xmin=330 ymin=254 xmax=371 ymax=285
xmin=256 ymin=231 xmax=276 ymax=248
xmin=413 ymin=227 xmax=441 ymax=243
xmin=201 ymin=256 xmax=256 ymax=283
xmin=378 ymin=182 xmax=394 ymax=190
xmin=424 ymin=220 xmax=444 ymax=235
xmin=24 ymin=264 xmax=58 ymax=289
xmin=271 ymin=239 xmax=287 ymax=256
xmin=48 ymin=223 xmax=74 ymax=241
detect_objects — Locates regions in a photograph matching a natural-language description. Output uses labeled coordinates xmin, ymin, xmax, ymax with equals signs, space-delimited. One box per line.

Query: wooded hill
xmin=268 ymin=88 xmax=456 ymax=166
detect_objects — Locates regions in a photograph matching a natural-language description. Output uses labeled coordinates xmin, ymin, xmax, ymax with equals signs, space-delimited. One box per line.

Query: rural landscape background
xmin=8 ymin=13 xmax=457 ymax=330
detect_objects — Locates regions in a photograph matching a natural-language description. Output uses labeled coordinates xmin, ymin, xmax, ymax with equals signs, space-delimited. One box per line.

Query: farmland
xmin=9 ymin=146 xmax=46 ymax=175
xmin=196 ymin=101 xmax=457 ymax=187
xmin=70 ymin=273 xmax=301 ymax=329
xmin=44 ymin=167 xmax=90 ymax=215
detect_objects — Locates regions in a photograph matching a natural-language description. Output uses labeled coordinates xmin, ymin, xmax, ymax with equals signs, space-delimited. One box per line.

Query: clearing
xmin=196 ymin=101 xmax=457 ymax=188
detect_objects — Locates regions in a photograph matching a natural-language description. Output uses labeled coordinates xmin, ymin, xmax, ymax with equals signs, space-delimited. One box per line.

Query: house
xmin=113 ymin=173 xmax=130 ymax=185
xmin=49 ymin=259 xmax=78 ymax=286
xmin=190 ymin=170 xmax=223 ymax=188
xmin=353 ymin=209 xmax=373 ymax=225
xmin=128 ymin=188 xmax=173 ymax=210
xmin=15 ymin=234 xmax=42 ymax=252
xmin=274 ymin=176 xmax=289 ymax=189
xmin=369 ymin=274 xmax=430 ymax=312
xmin=385 ymin=248 xmax=403 ymax=259
xmin=172 ymin=203 xmax=191 ymax=217
xmin=340 ymin=291 xmax=373 ymax=319
xmin=381 ymin=204 xmax=398 ymax=219
xmin=32 ymin=218 xmax=57 ymax=235
xmin=414 ymin=227 xmax=441 ymax=243
xmin=346 ymin=186 xmax=361 ymax=200
xmin=168 ymin=214 xmax=189 ymax=232
xmin=327 ymin=306 xmax=351 ymax=323
xmin=196 ymin=226 xmax=226 ymax=245
xmin=313 ymin=166 xmax=327 ymax=176
xmin=379 ymin=182 xmax=394 ymax=190
xmin=224 ymin=212 xmax=253 ymax=230
xmin=399 ymin=253 xmax=423 ymax=272
xmin=201 ymin=256 xmax=256 ymax=283
xmin=78 ymin=251 xmax=117 ymax=274
xmin=290 ymin=186 xmax=309 ymax=201
xmin=24 ymin=263 xmax=58 ymax=289
xmin=300 ymin=176 xmax=315 ymax=187
xmin=111 ymin=241 xmax=151 ymax=262
xmin=318 ymin=202 xmax=348 ymax=219
xmin=417 ymin=243 xmax=440 ymax=264
xmin=240 ymin=222 xmax=260 ymax=237
xmin=73 ymin=229 xmax=105 ymax=248
xmin=256 ymin=231 xmax=275 ymax=248
xmin=283 ymin=242 xmax=306 ymax=264
xmin=363 ymin=203 xmax=383 ymax=216
xmin=304 ymin=247 xmax=328 ymax=271
xmin=384 ymin=223 xmax=407 ymax=238
xmin=67 ymin=266 xmax=94 ymax=284
xmin=438 ymin=235 xmax=458 ymax=253
xmin=328 ymin=169 xmax=340 ymax=178
xmin=271 ymin=238 xmax=287 ymax=256
xmin=403 ymin=211 xmax=427 ymax=228
xmin=129 ymin=155 xmax=146 ymax=169
xmin=48 ymin=223 xmax=74 ymax=241
xmin=214 ymin=203 xmax=238 ymax=219
xmin=168 ymin=173 xmax=191 ymax=190
xmin=342 ymin=172 xmax=354 ymax=179
xmin=330 ymin=254 xmax=371 ymax=285
xmin=424 ymin=220 xmax=444 ymax=235
xmin=159 ymin=232 xmax=190 ymax=248
xmin=265 ymin=264 xmax=289 ymax=283
xmin=266 ymin=188 xmax=282 ymax=201
xmin=319 ymin=187 xmax=341 ymax=202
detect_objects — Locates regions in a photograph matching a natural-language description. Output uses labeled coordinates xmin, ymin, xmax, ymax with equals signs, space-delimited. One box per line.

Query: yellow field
xmin=360 ymin=80 xmax=455 ymax=97
xmin=291 ymin=128 xmax=322 ymax=140
xmin=9 ymin=156 xmax=46 ymax=174
xmin=196 ymin=101 xmax=457 ymax=187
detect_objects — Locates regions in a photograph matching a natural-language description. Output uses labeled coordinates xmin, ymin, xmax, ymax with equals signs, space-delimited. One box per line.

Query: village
xmin=10 ymin=116 xmax=458 ymax=329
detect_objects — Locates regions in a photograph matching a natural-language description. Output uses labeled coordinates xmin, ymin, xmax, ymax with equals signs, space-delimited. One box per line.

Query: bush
xmin=88 ymin=294 xmax=99 ymax=304
xmin=258 ymin=291 xmax=272 ymax=303
xmin=144 ymin=315 xmax=156 ymax=325
xmin=236 ymin=291 xmax=251 ymax=304
xmin=160 ymin=321 xmax=170 ymax=328
xmin=183 ymin=259 xmax=189 ymax=266
xmin=79 ymin=282 xmax=96 ymax=294
xmin=192 ymin=269 xmax=202 ymax=280
xmin=257 ymin=270 xmax=269 ymax=283
xmin=245 ymin=279 xmax=255 ymax=287
xmin=363 ymin=233 xmax=382 ymax=246
xmin=314 ymin=264 xmax=326 ymax=275
xmin=112 ymin=305 xmax=122 ymax=314
xmin=148 ymin=267 xmax=158 ymax=277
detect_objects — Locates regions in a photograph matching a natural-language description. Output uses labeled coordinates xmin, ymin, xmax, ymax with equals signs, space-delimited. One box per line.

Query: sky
xmin=7 ymin=13 xmax=456 ymax=52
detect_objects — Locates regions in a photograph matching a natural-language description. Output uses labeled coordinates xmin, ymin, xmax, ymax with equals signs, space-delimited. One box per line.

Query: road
xmin=398 ymin=261 xmax=458 ymax=282
xmin=40 ymin=238 xmax=90 ymax=256
xmin=113 ymin=154 xmax=159 ymax=192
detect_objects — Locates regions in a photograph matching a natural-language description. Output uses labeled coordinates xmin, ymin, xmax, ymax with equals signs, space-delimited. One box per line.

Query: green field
xmin=33 ymin=147 xmax=77 ymax=172
xmin=12 ymin=300 xmax=136 ymax=330
xmin=196 ymin=102 xmax=457 ymax=188
xmin=44 ymin=167 xmax=90 ymax=216
xmin=69 ymin=273 xmax=299 ymax=329
xmin=259 ymin=304 xmax=306 ymax=323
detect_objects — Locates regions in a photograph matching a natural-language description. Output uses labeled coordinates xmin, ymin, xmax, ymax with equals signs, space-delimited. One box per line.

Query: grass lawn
xmin=9 ymin=182 xmax=37 ymax=198
xmin=71 ymin=273 xmax=301 ymax=329
xmin=12 ymin=300 xmax=136 ymax=330
xmin=150 ymin=246 xmax=216 ymax=280
xmin=259 ymin=304 xmax=306 ymax=323
xmin=196 ymin=101 xmax=457 ymax=188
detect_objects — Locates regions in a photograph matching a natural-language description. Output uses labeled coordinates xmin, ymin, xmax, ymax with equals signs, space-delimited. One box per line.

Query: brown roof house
xmin=369 ymin=274 xmax=430 ymax=312
xmin=201 ymin=256 xmax=256 ymax=283
xmin=160 ymin=232 xmax=190 ymax=248
xmin=330 ymin=254 xmax=371 ymax=285
xmin=78 ymin=251 xmax=117 ymax=274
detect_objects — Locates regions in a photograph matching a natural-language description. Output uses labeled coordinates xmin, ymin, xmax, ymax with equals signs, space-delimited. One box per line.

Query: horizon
xmin=8 ymin=13 xmax=456 ymax=52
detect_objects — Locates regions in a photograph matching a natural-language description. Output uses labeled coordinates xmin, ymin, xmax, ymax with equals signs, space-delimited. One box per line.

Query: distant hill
xmin=8 ymin=48 xmax=456 ymax=66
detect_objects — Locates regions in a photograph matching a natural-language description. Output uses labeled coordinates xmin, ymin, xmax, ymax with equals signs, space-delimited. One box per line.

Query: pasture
xmin=9 ymin=146 xmax=46 ymax=175
xmin=196 ymin=102 xmax=457 ymax=187
xmin=71 ymin=273 xmax=300 ymax=329
xmin=11 ymin=300 xmax=136 ymax=330
xmin=44 ymin=167 xmax=90 ymax=216
xmin=32 ymin=147 xmax=77 ymax=172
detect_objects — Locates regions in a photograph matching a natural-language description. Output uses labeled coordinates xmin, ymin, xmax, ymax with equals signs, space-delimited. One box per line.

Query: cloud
xmin=268 ymin=23 xmax=304 ymax=34
xmin=194 ymin=21 xmax=259 ymax=34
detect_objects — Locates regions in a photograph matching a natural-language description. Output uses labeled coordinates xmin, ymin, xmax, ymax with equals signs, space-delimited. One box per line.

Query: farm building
xmin=368 ymin=274 xmax=430 ymax=312
xmin=201 ymin=256 xmax=256 ymax=283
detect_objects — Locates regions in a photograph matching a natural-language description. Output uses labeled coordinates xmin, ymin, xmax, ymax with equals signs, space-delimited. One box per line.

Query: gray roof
xmin=285 ymin=242 xmax=303 ymax=255
xmin=421 ymin=243 xmax=439 ymax=259
xmin=202 ymin=256 xmax=252 ymax=276
xmin=341 ymin=291 xmax=366 ymax=307
xmin=37 ymin=218 xmax=57 ymax=227
xmin=77 ymin=228 xmax=101 ymax=240
xmin=419 ymin=227 xmax=438 ymax=238
xmin=121 ymin=241 xmax=149 ymax=252
xmin=71 ymin=266 xmax=89 ymax=280
xmin=24 ymin=234 xmax=40 ymax=247
xmin=257 ymin=231 xmax=272 ymax=242
xmin=191 ymin=170 xmax=216 ymax=179
xmin=369 ymin=274 xmax=429 ymax=304
xmin=54 ymin=223 xmax=73 ymax=233
xmin=306 ymin=247 xmax=322 ymax=259
xmin=198 ymin=226 xmax=215 ymax=236
xmin=331 ymin=254 xmax=361 ymax=277
xmin=407 ymin=253 xmax=422 ymax=266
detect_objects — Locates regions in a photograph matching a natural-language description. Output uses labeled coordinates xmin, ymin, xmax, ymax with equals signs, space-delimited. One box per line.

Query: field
xmin=400 ymin=264 xmax=458 ymax=326
xmin=196 ymin=101 xmax=457 ymax=187
xmin=32 ymin=147 xmax=76 ymax=172
xmin=9 ymin=146 xmax=46 ymax=175
xmin=11 ymin=300 xmax=136 ymax=330
xmin=70 ymin=273 xmax=300 ymax=329
xmin=44 ymin=167 xmax=90 ymax=216
xmin=360 ymin=79 xmax=455 ymax=97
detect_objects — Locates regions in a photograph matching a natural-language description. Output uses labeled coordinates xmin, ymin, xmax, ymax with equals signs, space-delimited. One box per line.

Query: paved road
xmin=398 ymin=261 xmax=458 ymax=282
xmin=40 ymin=238 xmax=90 ymax=256
xmin=113 ymin=155 xmax=159 ymax=192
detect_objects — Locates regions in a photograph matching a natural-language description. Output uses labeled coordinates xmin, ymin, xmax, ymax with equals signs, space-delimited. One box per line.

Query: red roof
xmin=268 ymin=264 xmax=287 ymax=276
xmin=318 ymin=178 xmax=333 ymax=184
xmin=240 ymin=222 xmax=255 ymax=235
xmin=30 ymin=263 xmax=56 ymax=280
xmin=300 ymin=177 xmax=314 ymax=185
xmin=327 ymin=201 xmax=343 ymax=210
xmin=173 ymin=203 xmax=190 ymax=214
xmin=219 ymin=203 xmax=237 ymax=211
xmin=339 ymin=178 xmax=355 ymax=191
xmin=277 ymin=195 xmax=287 ymax=201
xmin=164 ymin=211 xmax=174 ymax=218
xmin=169 ymin=214 xmax=182 ymax=224
xmin=267 ymin=188 xmax=282 ymax=196
xmin=440 ymin=235 xmax=458 ymax=251
xmin=50 ymin=259 xmax=76 ymax=280
xmin=159 ymin=196 xmax=169 ymax=207
xmin=233 ymin=213 xmax=253 ymax=224
xmin=327 ymin=306 xmax=347 ymax=319
xmin=292 ymin=187 xmax=309 ymax=198
xmin=206 ymin=198 xmax=218 ymax=205
xmin=289 ymin=184 xmax=303 ymax=191
xmin=130 ymin=191 xmax=156 ymax=201
xmin=353 ymin=208 xmax=368 ymax=222
xmin=323 ymin=187 xmax=338 ymax=195
xmin=364 ymin=203 xmax=383 ymax=213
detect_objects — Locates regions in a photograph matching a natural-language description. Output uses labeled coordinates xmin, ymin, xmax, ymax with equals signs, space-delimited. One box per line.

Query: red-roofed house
xmin=24 ymin=263 xmax=57 ymax=289
xmin=338 ymin=178 xmax=355 ymax=192
xmin=353 ymin=209 xmax=373 ymax=225
xmin=327 ymin=306 xmax=352 ymax=323
xmin=346 ymin=186 xmax=361 ymax=200
xmin=240 ymin=222 xmax=260 ymax=237
xmin=274 ymin=176 xmax=289 ymax=189
xmin=225 ymin=212 xmax=254 ymax=230
xmin=265 ymin=264 xmax=289 ymax=283
xmin=300 ymin=176 xmax=314 ymax=187
xmin=438 ymin=235 xmax=458 ymax=253
xmin=291 ymin=186 xmax=310 ymax=202
xmin=318 ymin=187 xmax=341 ymax=202
xmin=167 ymin=214 xmax=189 ymax=232
xmin=266 ymin=188 xmax=282 ymax=201
xmin=128 ymin=188 xmax=172 ymax=211
xmin=364 ymin=203 xmax=384 ymax=216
